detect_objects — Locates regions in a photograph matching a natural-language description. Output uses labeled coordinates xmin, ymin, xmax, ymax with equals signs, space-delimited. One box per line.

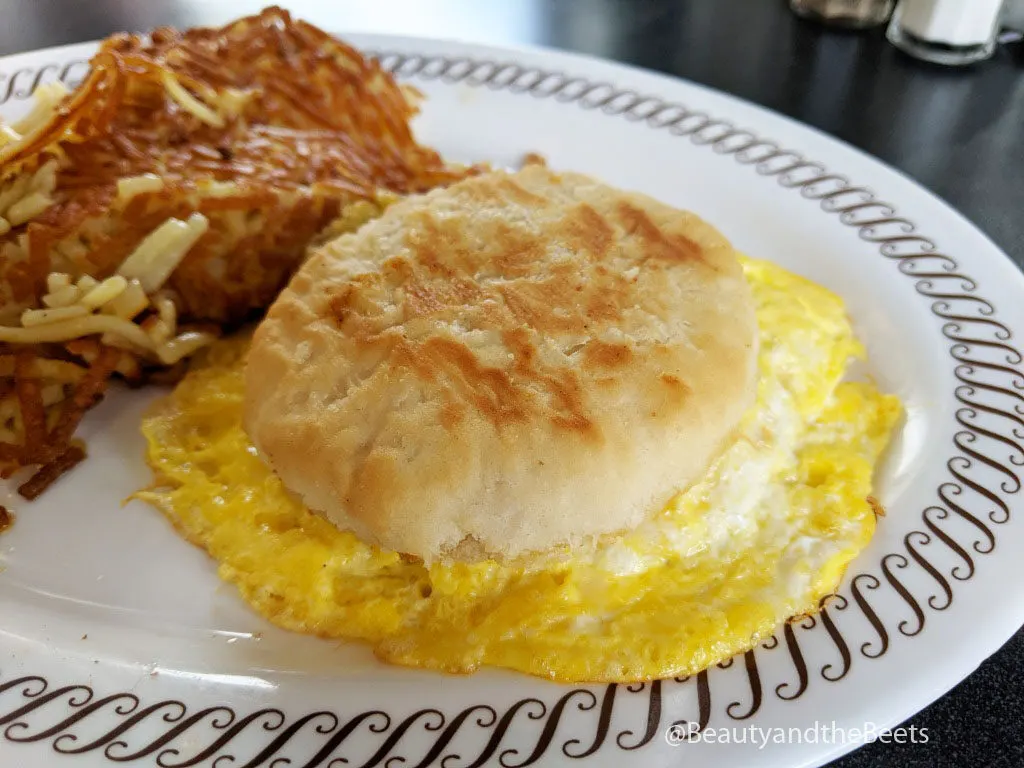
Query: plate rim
xmin=0 ymin=33 xmax=1022 ymax=768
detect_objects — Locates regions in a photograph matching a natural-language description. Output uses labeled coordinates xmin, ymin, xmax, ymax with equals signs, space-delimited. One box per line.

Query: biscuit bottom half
xmin=137 ymin=257 xmax=901 ymax=683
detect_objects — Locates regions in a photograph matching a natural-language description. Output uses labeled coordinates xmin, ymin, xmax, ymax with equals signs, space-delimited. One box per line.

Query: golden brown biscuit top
xmin=245 ymin=166 xmax=757 ymax=562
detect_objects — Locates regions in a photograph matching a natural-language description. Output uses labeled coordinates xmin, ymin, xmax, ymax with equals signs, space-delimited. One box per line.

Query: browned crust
xmin=17 ymin=443 xmax=86 ymax=500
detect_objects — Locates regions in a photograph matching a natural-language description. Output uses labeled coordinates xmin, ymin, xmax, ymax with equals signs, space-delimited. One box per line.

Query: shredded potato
xmin=116 ymin=174 xmax=164 ymax=200
xmin=117 ymin=213 xmax=210 ymax=293
xmin=0 ymin=6 xmax=473 ymax=501
xmin=160 ymin=70 xmax=225 ymax=128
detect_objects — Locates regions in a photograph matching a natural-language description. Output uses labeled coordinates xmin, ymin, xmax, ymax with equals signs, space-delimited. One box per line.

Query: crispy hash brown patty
xmin=0 ymin=7 xmax=471 ymax=496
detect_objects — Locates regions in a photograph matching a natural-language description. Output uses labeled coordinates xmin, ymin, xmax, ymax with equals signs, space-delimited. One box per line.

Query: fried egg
xmin=136 ymin=257 xmax=900 ymax=682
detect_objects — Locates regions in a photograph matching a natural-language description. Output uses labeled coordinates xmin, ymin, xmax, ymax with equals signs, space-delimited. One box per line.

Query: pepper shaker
xmin=790 ymin=0 xmax=895 ymax=28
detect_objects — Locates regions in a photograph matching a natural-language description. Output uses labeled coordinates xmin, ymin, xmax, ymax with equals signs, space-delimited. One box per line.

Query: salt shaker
xmin=887 ymin=0 xmax=1006 ymax=65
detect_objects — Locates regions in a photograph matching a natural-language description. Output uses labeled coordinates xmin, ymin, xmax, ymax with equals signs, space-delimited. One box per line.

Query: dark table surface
xmin=0 ymin=1 xmax=1021 ymax=766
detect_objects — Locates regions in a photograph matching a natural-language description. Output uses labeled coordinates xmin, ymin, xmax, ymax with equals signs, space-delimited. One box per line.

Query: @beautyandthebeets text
xmin=665 ymin=721 xmax=930 ymax=749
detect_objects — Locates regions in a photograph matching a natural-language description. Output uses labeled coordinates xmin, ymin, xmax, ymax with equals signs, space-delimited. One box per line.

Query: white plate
xmin=1 ymin=34 xmax=1023 ymax=768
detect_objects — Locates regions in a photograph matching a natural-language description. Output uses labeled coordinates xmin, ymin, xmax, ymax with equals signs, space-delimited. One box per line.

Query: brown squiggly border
xmin=0 ymin=59 xmax=88 ymax=103
xmin=0 ymin=48 xmax=1021 ymax=767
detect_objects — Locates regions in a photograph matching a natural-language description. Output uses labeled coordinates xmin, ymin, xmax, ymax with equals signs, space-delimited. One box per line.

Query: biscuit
xmin=244 ymin=166 xmax=757 ymax=562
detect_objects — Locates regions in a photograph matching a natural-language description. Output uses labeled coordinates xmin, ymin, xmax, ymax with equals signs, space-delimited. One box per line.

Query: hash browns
xmin=0 ymin=7 xmax=471 ymax=501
